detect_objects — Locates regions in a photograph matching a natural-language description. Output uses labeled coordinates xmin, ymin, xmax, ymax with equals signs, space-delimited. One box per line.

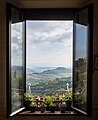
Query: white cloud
xmin=27 ymin=21 xmax=73 ymax=45
xmin=11 ymin=23 xmax=23 ymax=66
xmin=26 ymin=21 xmax=73 ymax=68
xmin=11 ymin=20 xmax=73 ymax=67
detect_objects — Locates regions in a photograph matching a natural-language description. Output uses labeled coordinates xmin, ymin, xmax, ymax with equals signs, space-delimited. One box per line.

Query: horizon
xmin=12 ymin=64 xmax=72 ymax=69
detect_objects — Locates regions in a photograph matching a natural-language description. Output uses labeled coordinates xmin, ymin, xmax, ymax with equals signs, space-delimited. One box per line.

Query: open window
xmin=6 ymin=4 xmax=25 ymax=116
xmin=6 ymin=3 xmax=93 ymax=116
xmin=73 ymin=5 xmax=93 ymax=116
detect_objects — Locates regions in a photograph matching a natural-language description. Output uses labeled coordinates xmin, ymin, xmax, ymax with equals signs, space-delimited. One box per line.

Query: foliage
xmin=64 ymin=89 xmax=72 ymax=101
xmin=49 ymin=102 xmax=55 ymax=107
xmin=60 ymin=102 xmax=66 ymax=107
xmin=59 ymin=94 xmax=65 ymax=99
xmin=44 ymin=96 xmax=51 ymax=104
xmin=45 ymin=96 xmax=56 ymax=105
xmin=30 ymin=102 xmax=37 ymax=113
xmin=44 ymin=96 xmax=52 ymax=105
xmin=30 ymin=76 xmax=72 ymax=97
xmin=24 ymin=93 xmax=32 ymax=101
xmin=30 ymin=102 xmax=37 ymax=107
xmin=40 ymin=102 xmax=46 ymax=107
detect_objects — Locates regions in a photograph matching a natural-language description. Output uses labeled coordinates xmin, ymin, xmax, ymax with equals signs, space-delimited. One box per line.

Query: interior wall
xmin=0 ymin=0 xmax=6 ymax=120
xmin=92 ymin=0 xmax=98 ymax=120
xmin=0 ymin=0 xmax=98 ymax=120
xmin=6 ymin=0 xmax=91 ymax=8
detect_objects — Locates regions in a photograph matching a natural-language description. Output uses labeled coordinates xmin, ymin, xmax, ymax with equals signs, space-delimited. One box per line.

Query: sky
xmin=75 ymin=23 xmax=88 ymax=60
xmin=11 ymin=21 xmax=87 ymax=68
xmin=11 ymin=22 xmax=23 ymax=66
xmin=26 ymin=20 xmax=73 ymax=68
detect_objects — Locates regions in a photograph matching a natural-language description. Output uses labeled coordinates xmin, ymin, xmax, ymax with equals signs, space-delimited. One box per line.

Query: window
xmin=26 ymin=20 xmax=73 ymax=97
xmin=7 ymin=4 xmax=93 ymax=116
xmin=73 ymin=6 xmax=93 ymax=115
xmin=6 ymin=5 xmax=25 ymax=116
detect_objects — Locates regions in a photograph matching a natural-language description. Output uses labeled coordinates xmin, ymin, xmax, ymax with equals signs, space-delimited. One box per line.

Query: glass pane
xmin=11 ymin=8 xmax=24 ymax=113
xmin=26 ymin=21 xmax=73 ymax=101
xmin=73 ymin=23 xmax=88 ymax=112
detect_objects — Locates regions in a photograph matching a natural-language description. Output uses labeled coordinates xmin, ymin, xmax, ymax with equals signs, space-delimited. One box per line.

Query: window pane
xmin=73 ymin=23 xmax=88 ymax=112
xmin=26 ymin=21 xmax=73 ymax=98
xmin=11 ymin=8 xmax=24 ymax=113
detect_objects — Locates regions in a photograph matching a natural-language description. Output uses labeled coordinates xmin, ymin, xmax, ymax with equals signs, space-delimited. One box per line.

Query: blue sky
xmin=26 ymin=20 xmax=73 ymax=68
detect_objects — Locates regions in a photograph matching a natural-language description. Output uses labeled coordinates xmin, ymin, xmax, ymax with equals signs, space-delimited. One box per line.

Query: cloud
xmin=26 ymin=21 xmax=73 ymax=67
xmin=11 ymin=20 xmax=73 ymax=67
xmin=27 ymin=21 xmax=72 ymax=32
xmin=11 ymin=23 xmax=23 ymax=65
xmin=27 ymin=21 xmax=73 ymax=47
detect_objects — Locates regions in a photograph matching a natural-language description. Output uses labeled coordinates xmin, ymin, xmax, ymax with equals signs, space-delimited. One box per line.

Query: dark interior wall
xmin=0 ymin=0 xmax=98 ymax=120
xmin=92 ymin=0 xmax=98 ymax=120
xmin=0 ymin=0 xmax=6 ymax=120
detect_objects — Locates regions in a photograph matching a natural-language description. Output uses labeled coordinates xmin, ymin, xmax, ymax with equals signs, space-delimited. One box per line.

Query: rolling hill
xmin=26 ymin=67 xmax=72 ymax=96
xmin=26 ymin=67 xmax=71 ymax=84
xmin=41 ymin=67 xmax=71 ymax=74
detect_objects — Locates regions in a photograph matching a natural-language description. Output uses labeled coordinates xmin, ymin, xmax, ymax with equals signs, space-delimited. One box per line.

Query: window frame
xmin=6 ymin=3 xmax=93 ymax=117
xmin=6 ymin=3 xmax=26 ymax=117
xmin=72 ymin=4 xmax=93 ymax=117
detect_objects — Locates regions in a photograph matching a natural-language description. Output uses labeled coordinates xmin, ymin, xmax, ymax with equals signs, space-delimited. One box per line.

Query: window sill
xmin=18 ymin=110 xmax=79 ymax=116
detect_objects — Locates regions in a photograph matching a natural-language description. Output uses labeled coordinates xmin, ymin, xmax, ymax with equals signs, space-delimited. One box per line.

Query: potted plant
xmin=59 ymin=102 xmax=66 ymax=113
xmin=24 ymin=93 xmax=32 ymax=110
xmin=49 ymin=102 xmax=56 ymax=113
xmin=30 ymin=102 xmax=37 ymax=112
xmin=64 ymin=90 xmax=72 ymax=110
xmin=65 ymin=98 xmax=72 ymax=110
xmin=44 ymin=96 xmax=52 ymax=111
xmin=40 ymin=102 xmax=46 ymax=113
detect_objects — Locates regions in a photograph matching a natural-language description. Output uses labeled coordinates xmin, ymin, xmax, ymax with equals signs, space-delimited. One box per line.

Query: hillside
xmin=26 ymin=67 xmax=72 ymax=96
xmin=26 ymin=68 xmax=36 ymax=74
xmin=41 ymin=67 xmax=71 ymax=74
xmin=26 ymin=67 xmax=71 ymax=84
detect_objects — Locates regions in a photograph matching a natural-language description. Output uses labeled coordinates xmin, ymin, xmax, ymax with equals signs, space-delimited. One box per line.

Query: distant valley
xmin=26 ymin=67 xmax=72 ymax=96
